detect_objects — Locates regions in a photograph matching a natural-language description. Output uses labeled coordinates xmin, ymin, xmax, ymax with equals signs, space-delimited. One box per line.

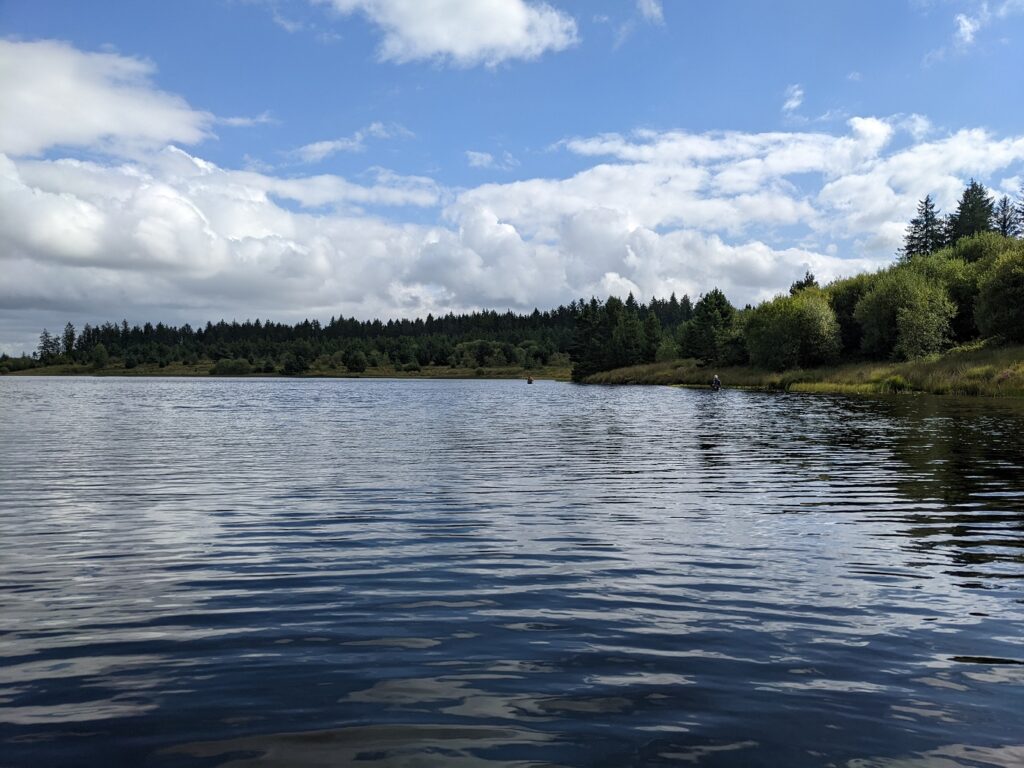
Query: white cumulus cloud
xmin=0 ymin=39 xmax=212 ymax=157
xmin=4 ymin=40 xmax=1024 ymax=354
xmin=315 ymin=0 xmax=578 ymax=66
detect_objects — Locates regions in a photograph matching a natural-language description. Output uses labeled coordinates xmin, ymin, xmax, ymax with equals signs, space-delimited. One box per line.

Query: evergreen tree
xmin=62 ymin=323 xmax=76 ymax=358
xmin=679 ymin=294 xmax=694 ymax=322
xmin=901 ymin=195 xmax=945 ymax=259
xmin=609 ymin=310 xmax=643 ymax=369
xmin=667 ymin=292 xmax=680 ymax=325
xmin=681 ymin=288 xmax=734 ymax=364
xmin=941 ymin=213 xmax=958 ymax=249
xmin=641 ymin=312 xmax=662 ymax=363
xmin=993 ymin=195 xmax=1021 ymax=238
xmin=947 ymin=179 xmax=995 ymax=243
xmin=789 ymin=271 xmax=818 ymax=294
xmin=37 ymin=329 xmax=55 ymax=361
xmin=570 ymin=298 xmax=611 ymax=382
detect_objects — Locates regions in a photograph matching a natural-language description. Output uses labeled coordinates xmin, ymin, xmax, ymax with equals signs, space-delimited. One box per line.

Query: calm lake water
xmin=1 ymin=377 xmax=1022 ymax=767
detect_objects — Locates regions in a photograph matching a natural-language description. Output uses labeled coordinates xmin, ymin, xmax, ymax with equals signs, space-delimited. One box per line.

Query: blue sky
xmin=1 ymin=0 xmax=1023 ymax=352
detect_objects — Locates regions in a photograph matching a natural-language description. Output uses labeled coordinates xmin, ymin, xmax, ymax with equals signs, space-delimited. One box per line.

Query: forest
xmin=3 ymin=180 xmax=1023 ymax=383
xmin=569 ymin=180 xmax=1024 ymax=381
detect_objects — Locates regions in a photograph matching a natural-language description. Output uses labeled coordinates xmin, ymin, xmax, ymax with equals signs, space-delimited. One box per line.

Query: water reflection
xmin=0 ymin=378 xmax=1022 ymax=767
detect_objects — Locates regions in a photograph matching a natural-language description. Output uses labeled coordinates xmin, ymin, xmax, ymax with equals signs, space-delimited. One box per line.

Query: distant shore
xmin=584 ymin=342 xmax=1024 ymax=397
xmin=5 ymin=362 xmax=573 ymax=382
xmin=8 ymin=344 xmax=1024 ymax=397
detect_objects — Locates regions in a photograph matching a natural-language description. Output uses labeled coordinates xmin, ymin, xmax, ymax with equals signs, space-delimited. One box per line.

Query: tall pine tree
xmin=901 ymin=195 xmax=945 ymax=259
xmin=681 ymin=289 xmax=734 ymax=364
xmin=1017 ymin=185 xmax=1024 ymax=235
xmin=947 ymin=179 xmax=995 ymax=243
xmin=993 ymin=195 xmax=1022 ymax=238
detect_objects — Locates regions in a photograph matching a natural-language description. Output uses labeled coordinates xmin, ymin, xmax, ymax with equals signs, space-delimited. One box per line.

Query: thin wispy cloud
xmin=636 ymin=0 xmax=664 ymax=25
xmin=291 ymin=122 xmax=413 ymax=163
xmin=925 ymin=0 xmax=1023 ymax=63
xmin=955 ymin=5 xmax=989 ymax=46
xmin=272 ymin=9 xmax=305 ymax=33
xmin=466 ymin=150 xmax=519 ymax=170
xmin=782 ymin=84 xmax=804 ymax=114
xmin=216 ymin=111 xmax=276 ymax=127
xmin=612 ymin=0 xmax=665 ymax=48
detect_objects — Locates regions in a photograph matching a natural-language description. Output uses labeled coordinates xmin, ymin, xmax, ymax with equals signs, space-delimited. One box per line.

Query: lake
xmin=0 ymin=377 xmax=1022 ymax=767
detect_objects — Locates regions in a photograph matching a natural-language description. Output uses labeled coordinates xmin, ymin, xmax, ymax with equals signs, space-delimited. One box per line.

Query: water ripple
xmin=1 ymin=377 xmax=1022 ymax=767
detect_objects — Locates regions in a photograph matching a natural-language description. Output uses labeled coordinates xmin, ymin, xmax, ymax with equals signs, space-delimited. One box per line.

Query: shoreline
xmin=3 ymin=363 xmax=572 ymax=382
xmin=7 ymin=344 xmax=1024 ymax=398
xmin=582 ymin=342 xmax=1024 ymax=397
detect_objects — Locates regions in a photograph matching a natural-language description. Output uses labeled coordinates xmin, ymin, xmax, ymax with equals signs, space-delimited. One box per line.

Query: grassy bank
xmin=584 ymin=342 xmax=1024 ymax=397
xmin=7 ymin=360 xmax=572 ymax=381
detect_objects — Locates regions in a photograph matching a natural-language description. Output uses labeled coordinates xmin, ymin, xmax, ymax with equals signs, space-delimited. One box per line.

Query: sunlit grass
xmin=585 ymin=342 xmax=1024 ymax=397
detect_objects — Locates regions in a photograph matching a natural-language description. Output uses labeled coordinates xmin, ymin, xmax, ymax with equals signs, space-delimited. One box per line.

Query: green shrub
xmin=91 ymin=343 xmax=109 ymax=370
xmin=745 ymin=290 xmax=840 ymax=370
xmin=945 ymin=231 xmax=1017 ymax=265
xmin=827 ymin=273 xmax=874 ymax=355
xmin=893 ymin=306 xmax=948 ymax=360
xmin=976 ymin=249 xmax=1024 ymax=341
xmin=281 ymin=354 xmax=309 ymax=376
xmin=654 ymin=337 xmax=678 ymax=362
xmin=881 ymin=375 xmax=909 ymax=393
xmin=343 ymin=348 xmax=368 ymax=373
xmin=211 ymin=358 xmax=251 ymax=375
xmin=855 ymin=268 xmax=955 ymax=359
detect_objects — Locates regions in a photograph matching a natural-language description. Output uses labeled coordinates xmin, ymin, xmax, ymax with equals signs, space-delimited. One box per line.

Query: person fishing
xmin=710 ymin=374 xmax=722 ymax=391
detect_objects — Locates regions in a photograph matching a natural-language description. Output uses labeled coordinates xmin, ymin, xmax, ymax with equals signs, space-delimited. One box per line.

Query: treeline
xmin=5 ymin=181 xmax=1022 ymax=381
xmin=9 ymin=308 xmax=589 ymax=375
xmin=569 ymin=180 xmax=1024 ymax=380
xmin=901 ymin=180 xmax=1022 ymax=257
